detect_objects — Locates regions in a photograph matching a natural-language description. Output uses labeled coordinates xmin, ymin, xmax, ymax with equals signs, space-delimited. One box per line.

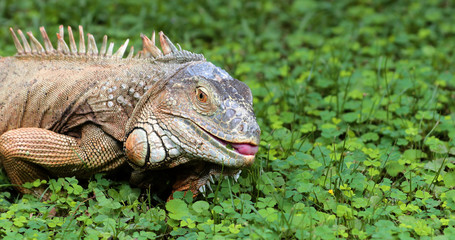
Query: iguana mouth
xmin=198 ymin=125 xmax=259 ymax=156
xmin=212 ymin=134 xmax=259 ymax=156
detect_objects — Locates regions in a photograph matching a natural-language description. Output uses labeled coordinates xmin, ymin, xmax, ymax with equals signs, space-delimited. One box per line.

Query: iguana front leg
xmin=0 ymin=124 xmax=126 ymax=196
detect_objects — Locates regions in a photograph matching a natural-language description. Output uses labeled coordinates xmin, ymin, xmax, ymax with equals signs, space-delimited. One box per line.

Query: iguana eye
xmin=192 ymin=86 xmax=216 ymax=114
xmin=196 ymin=88 xmax=208 ymax=103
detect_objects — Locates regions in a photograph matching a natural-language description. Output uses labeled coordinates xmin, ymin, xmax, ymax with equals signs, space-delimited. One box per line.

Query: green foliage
xmin=1 ymin=0 xmax=455 ymax=238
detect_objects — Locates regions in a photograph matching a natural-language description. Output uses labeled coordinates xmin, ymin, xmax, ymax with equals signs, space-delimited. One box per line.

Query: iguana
xmin=0 ymin=25 xmax=260 ymax=198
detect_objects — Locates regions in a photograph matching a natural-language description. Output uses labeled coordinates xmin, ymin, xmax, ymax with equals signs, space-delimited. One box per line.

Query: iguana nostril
xmin=125 ymin=128 xmax=149 ymax=167
xmin=239 ymin=122 xmax=248 ymax=133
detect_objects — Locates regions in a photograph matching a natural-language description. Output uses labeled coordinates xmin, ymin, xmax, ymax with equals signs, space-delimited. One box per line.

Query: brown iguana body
xmin=0 ymin=26 xmax=260 ymax=197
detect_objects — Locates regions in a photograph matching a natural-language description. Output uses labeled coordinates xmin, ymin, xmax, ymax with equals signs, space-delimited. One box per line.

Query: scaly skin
xmin=0 ymin=26 xmax=260 ymax=198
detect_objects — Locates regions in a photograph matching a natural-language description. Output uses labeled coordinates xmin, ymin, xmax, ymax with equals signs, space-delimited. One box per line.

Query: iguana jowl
xmin=0 ymin=26 xmax=260 ymax=197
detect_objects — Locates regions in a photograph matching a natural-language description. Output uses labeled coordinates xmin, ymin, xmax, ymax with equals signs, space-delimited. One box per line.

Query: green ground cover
xmin=0 ymin=0 xmax=455 ymax=239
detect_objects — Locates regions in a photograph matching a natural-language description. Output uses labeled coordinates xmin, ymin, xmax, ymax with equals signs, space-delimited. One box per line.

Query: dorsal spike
xmin=150 ymin=32 xmax=163 ymax=57
xmin=27 ymin=34 xmax=38 ymax=53
xmin=159 ymin=31 xmax=178 ymax=55
xmin=151 ymin=31 xmax=156 ymax=45
xmin=139 ymin=35 xmax=149 ymax=58
xmin=67 ymin=26 xmax=77 ymax=55
xmin=141 ymin=33 xmax=162 ymax=58
xmin=9 ymin=28 xmax=24 ymax=54
xmin=39 ymin=26 xmax=54 ymax=53
xmin=59 ymin=25 xmax=64 ymax=38
xmin=100 ymin=35 xmax=108 ymax=56
xmin=17 ymin=30 xmax=31 ymax=53
xmin=27 ymin=31 xmax=45 ymax=54
xmin=87 ymin=33 xmax=98 ymax=56
xmin=113 ymin=39 xmax=129 ymax=58
xmin=126 ymin=46 xmax=134 ymax=59
xmin=56 ymin=33 xmax=70 ymax=54
xmin=56 ymin=25 xmax=64 ymax=52
xmin=78 ymin=25 xmax=85 ymax=54
xmin=106 ymin=42 xmax=114 ymax=57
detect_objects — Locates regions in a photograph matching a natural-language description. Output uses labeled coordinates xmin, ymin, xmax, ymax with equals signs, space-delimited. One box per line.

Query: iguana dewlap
xmin=0 ymin=26 xmax=260 ymax=197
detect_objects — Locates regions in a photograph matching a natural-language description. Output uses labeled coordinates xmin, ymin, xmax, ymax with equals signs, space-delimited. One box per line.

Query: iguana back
xmin=0 ymin=56 xmax=172 ymax=141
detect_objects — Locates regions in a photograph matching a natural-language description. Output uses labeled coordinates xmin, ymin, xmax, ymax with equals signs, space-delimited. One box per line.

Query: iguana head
xmin=124 ymin=37 xmax=260 ymax=197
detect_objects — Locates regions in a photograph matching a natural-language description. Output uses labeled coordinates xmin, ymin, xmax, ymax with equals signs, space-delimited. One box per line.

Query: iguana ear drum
xmin=125 ymin=128 xmax=149 ymax=167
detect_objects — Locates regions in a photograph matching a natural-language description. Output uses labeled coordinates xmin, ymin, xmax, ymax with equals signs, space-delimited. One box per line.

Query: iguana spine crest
xmin=9 ymin=25 xmax=205 ymax=62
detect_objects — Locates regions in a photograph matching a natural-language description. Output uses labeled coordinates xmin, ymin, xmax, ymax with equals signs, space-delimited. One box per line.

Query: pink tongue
xmin=231 ymin=143 xmax=259 ymax=155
